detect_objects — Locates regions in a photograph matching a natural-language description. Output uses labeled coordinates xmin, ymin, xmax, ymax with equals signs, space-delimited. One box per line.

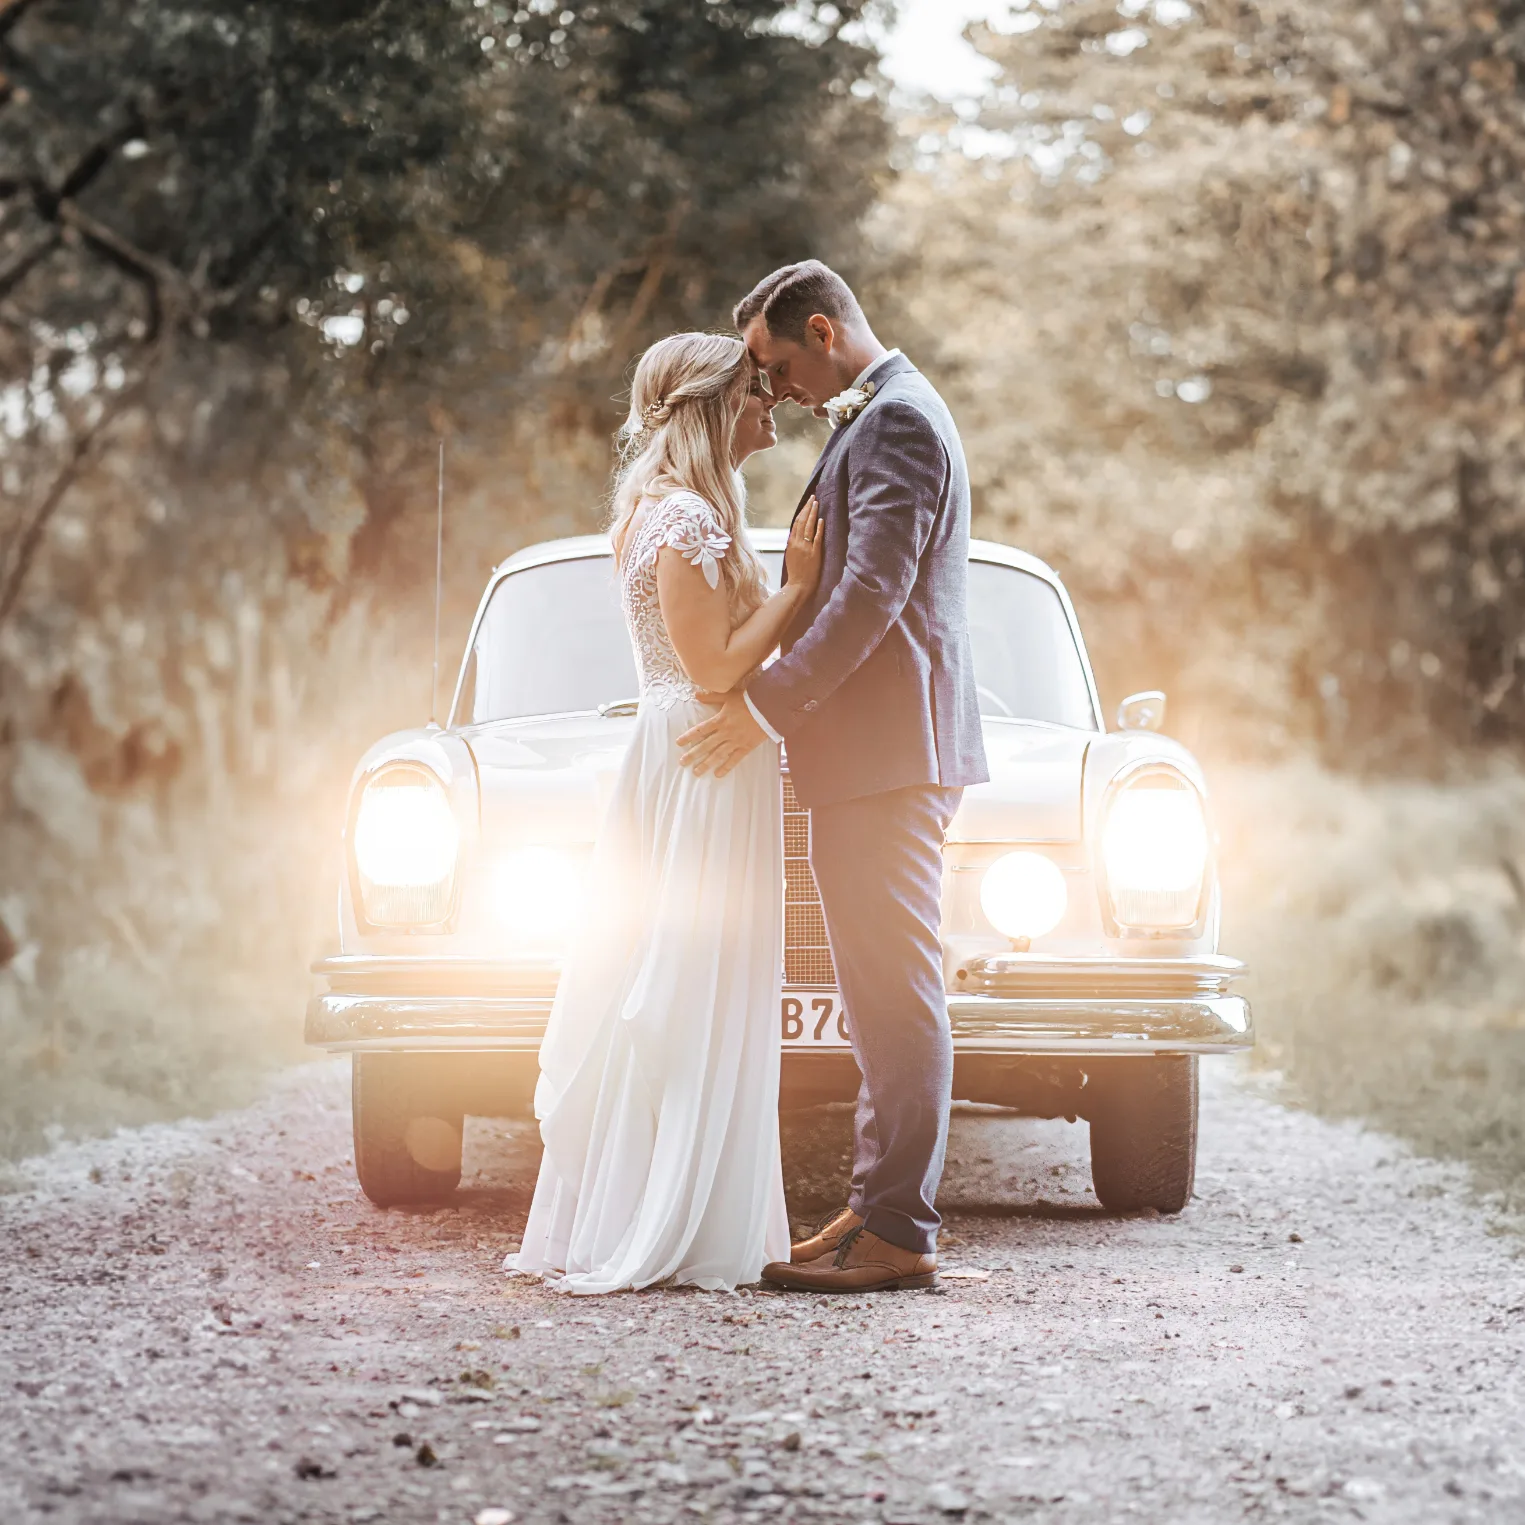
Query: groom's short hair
xmin=733 ymin=260 xmax=865 ymax=343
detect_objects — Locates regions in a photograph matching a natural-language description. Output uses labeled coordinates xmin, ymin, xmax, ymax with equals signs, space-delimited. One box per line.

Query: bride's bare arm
xmin=657 ymin=499 xmax=824 ymax=696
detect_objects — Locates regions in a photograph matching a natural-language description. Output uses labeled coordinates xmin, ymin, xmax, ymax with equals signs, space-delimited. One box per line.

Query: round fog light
xmin=980 ymin=851 xmax=1068 ymax=941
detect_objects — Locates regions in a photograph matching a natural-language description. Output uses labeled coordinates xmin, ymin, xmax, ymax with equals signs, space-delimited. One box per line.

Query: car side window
xmin=965 ymin=562 xmax=1097 ymax=730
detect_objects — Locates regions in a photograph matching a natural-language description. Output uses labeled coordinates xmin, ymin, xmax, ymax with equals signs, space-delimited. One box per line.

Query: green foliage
xmin=451 ymin=0 xmax=892 ymax=421
xmin=1 ymin=0 xmax=888 ymax=448
xmin=2 ymin=0 xmax=478 ymax=339
xmin=0 ymin=0 xmax=891 ymax=1155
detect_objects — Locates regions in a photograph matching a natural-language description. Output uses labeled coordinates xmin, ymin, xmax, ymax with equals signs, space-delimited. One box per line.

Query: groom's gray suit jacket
xmin=748 ymin=352 xmax=989 ymax=808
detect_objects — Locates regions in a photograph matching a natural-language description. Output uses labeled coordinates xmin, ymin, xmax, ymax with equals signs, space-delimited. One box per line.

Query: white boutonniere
xmin=823 ymin=380 xmax=876 ymax=430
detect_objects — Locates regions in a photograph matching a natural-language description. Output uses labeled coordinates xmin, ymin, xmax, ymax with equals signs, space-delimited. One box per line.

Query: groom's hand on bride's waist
xmin=678 ymin=691 xmax=767 ymax=778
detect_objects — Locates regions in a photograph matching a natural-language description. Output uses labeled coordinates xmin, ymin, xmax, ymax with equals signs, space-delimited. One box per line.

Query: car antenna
xmin=430 ymin=438 xmax=445 ymax=727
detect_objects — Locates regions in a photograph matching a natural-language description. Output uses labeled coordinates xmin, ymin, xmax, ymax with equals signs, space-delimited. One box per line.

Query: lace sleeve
xmin=639 ymin=491 xmax=732 ymax=590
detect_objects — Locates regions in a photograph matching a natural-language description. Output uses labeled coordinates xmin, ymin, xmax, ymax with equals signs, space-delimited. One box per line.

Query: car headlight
xmin=491 ymin=846 xmax=584 ymax=951
xmin=353 ymin=768 xmax=459 ymax=927
xmin=980 ymin=851 xmax=1069 ymax=941
xmin=1101 ymin=774 xmax=1209 ymax=931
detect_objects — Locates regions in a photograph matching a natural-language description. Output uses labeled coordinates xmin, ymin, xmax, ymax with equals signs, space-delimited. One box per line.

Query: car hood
xmin=950 ymin=720 xmax=1090 ymax=843
xmin=464 ymin=712 xmax=638 ymax=847
xmin=463 ymin=711 xmax=1090 ymax=846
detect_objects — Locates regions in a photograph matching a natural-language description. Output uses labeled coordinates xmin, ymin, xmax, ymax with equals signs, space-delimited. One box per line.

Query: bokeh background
xmin=3 ymin=0 xmax=1523 ymax=1202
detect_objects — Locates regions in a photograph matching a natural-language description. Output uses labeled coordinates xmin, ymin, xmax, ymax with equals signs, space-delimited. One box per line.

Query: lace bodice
xmin=619 ymin=491 xmax=732 ymax=709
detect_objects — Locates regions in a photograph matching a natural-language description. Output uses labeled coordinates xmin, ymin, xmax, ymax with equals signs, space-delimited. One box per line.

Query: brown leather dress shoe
xmin=789 ymin=1206 xmax=863 ymax=1265
xmin=763 ymin=1226 xmax=937 ymax=1293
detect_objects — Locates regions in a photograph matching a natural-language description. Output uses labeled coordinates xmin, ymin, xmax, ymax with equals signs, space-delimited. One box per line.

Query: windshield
xmin=455 ymin=551 xmax=1096 ymax=730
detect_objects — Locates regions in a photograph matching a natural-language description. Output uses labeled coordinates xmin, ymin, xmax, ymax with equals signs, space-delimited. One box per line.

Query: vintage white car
xmin=309 ymin=531 xmax=1251 ymax=1214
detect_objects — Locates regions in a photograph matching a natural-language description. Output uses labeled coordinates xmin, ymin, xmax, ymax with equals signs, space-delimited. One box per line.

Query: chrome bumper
xmin=946 ymin=951 xmax=1250 ymax=1052
xmin=306 ymin=954 xmax=1251 ymax=1057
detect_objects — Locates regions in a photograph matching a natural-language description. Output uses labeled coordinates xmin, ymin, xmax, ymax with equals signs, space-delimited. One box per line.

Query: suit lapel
xmin=789 ymin=352 xmax=920 ymax=520
xmin=791 ymin=422 xmax=851 ymax=519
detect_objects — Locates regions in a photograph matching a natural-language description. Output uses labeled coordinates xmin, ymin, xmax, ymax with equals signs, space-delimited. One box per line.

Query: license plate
xmin=781 ymin=990 xmax=851 ymax=1048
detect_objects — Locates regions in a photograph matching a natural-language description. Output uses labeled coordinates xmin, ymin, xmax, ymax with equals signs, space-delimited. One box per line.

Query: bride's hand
xmin=784 ymin=497 xmax=824 ymax=596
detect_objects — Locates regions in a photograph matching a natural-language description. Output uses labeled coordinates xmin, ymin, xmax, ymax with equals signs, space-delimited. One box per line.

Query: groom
xmin=677 ymin=260 xmax=988 ymax=1291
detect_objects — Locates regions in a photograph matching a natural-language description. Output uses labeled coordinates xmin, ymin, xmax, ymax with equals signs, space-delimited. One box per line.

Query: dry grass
xmin=0 ymin=790 xmax=327 ymax=1162
xmin=0 ymin=594 xmax=421 ymax=1164
xmin=1215 ymin=760 xmax=1525 ymax=1209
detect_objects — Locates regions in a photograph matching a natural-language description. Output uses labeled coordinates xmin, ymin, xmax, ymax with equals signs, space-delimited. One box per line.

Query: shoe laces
xmin=809 ymin=1205 xmax=852 ymax=1238
xmin=832 ymin=1224 xmax=864 ymax=1268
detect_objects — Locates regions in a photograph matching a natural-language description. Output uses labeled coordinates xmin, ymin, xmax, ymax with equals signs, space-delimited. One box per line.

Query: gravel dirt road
xmin=2 ymin=1057 xmax=1523 ymax=1525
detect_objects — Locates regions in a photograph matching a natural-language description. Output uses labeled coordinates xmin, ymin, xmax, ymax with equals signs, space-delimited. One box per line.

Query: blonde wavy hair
xmin=609 ymin=332 xmax=769 ymax=621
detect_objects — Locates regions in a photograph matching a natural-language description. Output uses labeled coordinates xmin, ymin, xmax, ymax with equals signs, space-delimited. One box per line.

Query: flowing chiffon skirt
xmin=506 ymin=697 xmax=791 ymax=1293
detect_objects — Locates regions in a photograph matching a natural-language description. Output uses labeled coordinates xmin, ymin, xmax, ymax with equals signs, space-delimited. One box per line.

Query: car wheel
xmin=352 ymin=1053 xmax=464 ymax=1208
xmin=1086 ymin=1055 xmax=1198 ymax=1215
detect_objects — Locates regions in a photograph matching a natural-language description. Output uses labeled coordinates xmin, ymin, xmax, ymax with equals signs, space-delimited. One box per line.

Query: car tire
xmin=352 ymin=1054 xmax=464 ymax=1208
xmin=1086 ymin=1055 xmax=1198 ymax=1215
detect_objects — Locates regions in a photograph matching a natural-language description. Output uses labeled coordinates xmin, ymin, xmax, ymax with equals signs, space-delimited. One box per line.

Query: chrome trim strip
xmin=320 ymin=1036 xmax=1246 ymax=1056
xmin=306 ymin=991 xmax=1252 ymax=1055
xmin=961 ymin=953 xmax=1243 ymax=975
xmin=949 ymin=845 xmax=1080 ymax=860
xmin=309 ymin=957 xmax=1238 ymax=994
xmin=323 ymin=1038 xmax=545 ymax=1053
xmin=958 ymin=952 xmax=1243 ymax=998
xmin=314 ymin=955 xmax=517 ymax=973
xmin=306 ymin=994 xmax=550 ymax=1050
xmin=946 ymin=993 xmax=1251 ymax=1051
xmin=314 ymin=954 xmax=561 ymax=985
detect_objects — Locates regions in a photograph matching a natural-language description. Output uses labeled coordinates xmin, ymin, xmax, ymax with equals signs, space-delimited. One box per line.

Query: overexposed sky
xmin=876 ymin=0 xmax=1017 ymax=101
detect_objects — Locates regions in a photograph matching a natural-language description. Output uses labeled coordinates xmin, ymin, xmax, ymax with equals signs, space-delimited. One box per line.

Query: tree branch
xmin=55 ymin=198 xmax=182 ymax=335
xmin=54 ymin=200 xmax=246 ymax=333
xmin=53 ymin=201 xmax=179 ymax=292
xmin=0 ymin=369 xmax=150 ymax=631
xmin=55 ymin=116 xmax=147 ymax=205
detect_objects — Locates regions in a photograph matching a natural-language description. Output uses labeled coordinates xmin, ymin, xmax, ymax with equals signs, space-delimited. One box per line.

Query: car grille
xmin=782 ymin=772 xmax=837 ymax=985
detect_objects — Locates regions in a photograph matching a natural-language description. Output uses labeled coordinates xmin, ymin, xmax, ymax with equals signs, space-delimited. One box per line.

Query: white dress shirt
xmin=743 ymin=349 xmax=904 ymax=746
xmin=850 ymin=348 xmax=901 ymax=391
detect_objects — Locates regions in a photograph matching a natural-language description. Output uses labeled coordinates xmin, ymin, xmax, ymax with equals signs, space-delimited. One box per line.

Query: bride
xmin=507 ymin=332 xmax=824 ymax=1293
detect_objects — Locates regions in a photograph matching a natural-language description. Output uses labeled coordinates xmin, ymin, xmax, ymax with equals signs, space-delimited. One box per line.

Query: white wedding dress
xmin=507 ymin=490 xmax=791 ymax=1293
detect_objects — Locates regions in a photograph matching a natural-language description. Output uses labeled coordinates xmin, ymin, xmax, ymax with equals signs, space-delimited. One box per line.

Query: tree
xmin=882 ymin=0 xmax=1525 ymax=766
xmin=0 ymin=0 xmax=893 ymax=1154
xmin=1 ymin=0 xmax=890 ymax=606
